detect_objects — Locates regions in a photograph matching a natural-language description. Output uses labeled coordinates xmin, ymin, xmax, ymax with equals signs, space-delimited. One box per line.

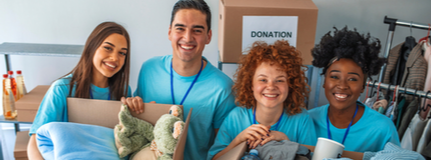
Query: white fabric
xmin=416 ymin=119 xmax=431 ymax=153
xmin=400 ymin=114 xmax=429 ymax=151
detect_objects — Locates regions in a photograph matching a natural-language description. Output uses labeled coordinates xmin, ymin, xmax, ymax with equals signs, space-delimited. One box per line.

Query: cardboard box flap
xmin=67 ymin=98 xmax=190 ymax=160
xmin=223 ymin=0 xmax=317 ymax=9
xmin=67 ymin=98 xmax=185 ymax=127
xmin=172 ymin=108 xmax=191 ymax=160
xmin=216 ymin=141 xmax=247 ymax=160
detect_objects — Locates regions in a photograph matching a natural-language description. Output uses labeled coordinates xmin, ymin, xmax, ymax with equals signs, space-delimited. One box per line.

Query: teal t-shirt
xmin=134 ymin=55 xmax=236 ymax=160
xmin=29 ymin=74 xmax=131 ymax=135
xmin=308 ymin=101 xmax=400 ymax=152
xmin=208 ymin=107 xmax=317 ymax=160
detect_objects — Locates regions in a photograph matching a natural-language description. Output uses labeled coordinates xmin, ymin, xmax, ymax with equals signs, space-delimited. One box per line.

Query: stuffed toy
xmin=114 ymin=104 xmax=185 ymax=160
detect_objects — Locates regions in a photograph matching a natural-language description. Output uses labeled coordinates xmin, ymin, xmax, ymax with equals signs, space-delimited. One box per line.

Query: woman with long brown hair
xmin=27 ymin=21 xmax=131 ymax=159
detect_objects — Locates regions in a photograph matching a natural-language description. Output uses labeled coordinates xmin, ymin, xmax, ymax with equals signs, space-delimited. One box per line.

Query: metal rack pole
xmin=379 ymin=16 xmax=430 ymax=83
xmin=366 ymin=81 xmax=431 ymax=99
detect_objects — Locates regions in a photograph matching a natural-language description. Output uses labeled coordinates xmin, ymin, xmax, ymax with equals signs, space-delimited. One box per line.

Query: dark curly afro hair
xmin=311 ymin=26 xmax=385 ymax=80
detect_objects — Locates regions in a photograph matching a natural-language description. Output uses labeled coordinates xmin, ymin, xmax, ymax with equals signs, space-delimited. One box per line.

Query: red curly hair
xmin=233 ymin=40 xmax=309 ymax=115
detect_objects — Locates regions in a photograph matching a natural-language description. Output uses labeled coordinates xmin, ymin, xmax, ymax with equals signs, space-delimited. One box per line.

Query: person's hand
xmin=259 ymin=130 xmax=289 ymax=146
xmin=235 ymin=124 xmax=270 ymax=148
xmin=121 ymin=96 xmax=145 ymax=114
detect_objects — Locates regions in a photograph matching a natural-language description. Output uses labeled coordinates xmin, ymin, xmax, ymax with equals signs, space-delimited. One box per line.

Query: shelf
xmin=0 ymin=42 xmax=84 ymax=57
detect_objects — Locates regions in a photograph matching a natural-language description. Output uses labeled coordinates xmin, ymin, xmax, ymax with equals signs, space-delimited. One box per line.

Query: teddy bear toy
xmin=114 ymin=104 xmax=185 ymax=160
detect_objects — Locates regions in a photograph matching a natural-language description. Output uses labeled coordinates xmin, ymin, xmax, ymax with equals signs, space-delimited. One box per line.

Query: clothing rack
xmin=366 ymin=81 xmax=431 ymax=99
xmin=378 ymin=16 xmax=430 ymax=83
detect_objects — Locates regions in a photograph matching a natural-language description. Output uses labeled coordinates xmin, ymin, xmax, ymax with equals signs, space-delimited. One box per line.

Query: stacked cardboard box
xmin=218 ymin=0 xmax=318 ymax=64
xmin=15 ymin=85 xmax=50 ymax=122
xmin=14 ymin=131 xmax=29 ymax=160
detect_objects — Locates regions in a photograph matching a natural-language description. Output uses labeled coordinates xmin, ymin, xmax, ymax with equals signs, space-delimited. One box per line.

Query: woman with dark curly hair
xmin=308 ymin=27 xmax=400 ymax=152
xmin=208 ymin=40 xmax=316 ymax=160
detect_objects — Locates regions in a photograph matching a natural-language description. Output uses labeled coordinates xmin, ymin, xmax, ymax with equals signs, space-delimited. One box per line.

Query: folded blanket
xmin=36 ymin=122 xmax=125 ymax=160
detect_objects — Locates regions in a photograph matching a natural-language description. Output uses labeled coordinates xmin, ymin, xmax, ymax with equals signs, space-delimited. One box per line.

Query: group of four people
xmin=27 ymin=0 xmax=400 ymax=160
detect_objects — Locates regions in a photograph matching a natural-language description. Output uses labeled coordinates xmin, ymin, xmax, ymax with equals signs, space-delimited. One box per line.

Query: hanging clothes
xmin=383 ymin=42 xmax=428 ymax=103
xmin=400 ymin=114 xmax=429 ymax=151
xmin=395 ymin=97 xmax=407 ymax=127
xmin=420 ymin=40 xmax=431 ymax=120
xmin=397 ymin=98 xmax=419 ymax=138
xmin=416 ymin=119 xmax=430 ymax=158
xmin=365 ymin=95 xmax=378 ymax=109
xmin=373 ymin=99 xmax=388 ymax=113
xmin=400 ymin=43 xmax=428 ymax=102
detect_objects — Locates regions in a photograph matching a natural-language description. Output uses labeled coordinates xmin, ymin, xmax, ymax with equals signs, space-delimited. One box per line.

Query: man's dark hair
xmin=311 ymin=26 xmax=385 ymax=80
xmin=170 ymin=0 xmax=211 ymax=32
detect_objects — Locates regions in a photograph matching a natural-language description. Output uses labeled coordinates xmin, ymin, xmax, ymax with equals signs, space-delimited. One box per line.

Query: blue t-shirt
xmin=30 ymin=74 xmax=132 ymax=135
xmin=134 ymin=55 xmax=236 ymax=160
xmin=208 ymin=107 xmax=317 ymax=160
xmin=308 ymin=101 xmax=400 ymax=152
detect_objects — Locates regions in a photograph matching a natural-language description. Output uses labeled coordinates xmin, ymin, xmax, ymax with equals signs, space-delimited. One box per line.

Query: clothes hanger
xmin=363 ymin=80 xmax=371 ymax=103
xmin=376 ymin=82 xmax=382 ymax=100
xmin=391 ymin=85 xmax=398 ymax=103
xmin=419 ymin=24 xmax=431 ymax=52
xmin=369 ymin=80 xmax=377 ymax=98
xmin=403 ymin=22 xmax=417 ymax=60
xmin=421 ymin=91 xmax=431 ymax=112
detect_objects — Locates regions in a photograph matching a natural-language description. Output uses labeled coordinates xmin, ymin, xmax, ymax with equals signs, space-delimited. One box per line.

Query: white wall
xmin=0 ymin=1 xmax=430 ymax=111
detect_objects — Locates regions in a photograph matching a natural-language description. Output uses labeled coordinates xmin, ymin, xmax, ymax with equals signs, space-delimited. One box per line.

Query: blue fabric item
xmin=308 ymin=101 xmax=400 ymax=152
xmin=385 ymin=103 xmax=394 ymax=118
xmin=29 ymin=74 xmax=132 ymax=135
xmin=207 ymin=107 xmax=317 ymax=160
xmin=134 ymin=55 xmax=236 ymax=160
xmin=36 ymin=122 xmax=125 ymax=160
xmin=323 ymin=158 xmax=353 ymax=160
xmin=363 ymin=142 xmax=425 ymax=160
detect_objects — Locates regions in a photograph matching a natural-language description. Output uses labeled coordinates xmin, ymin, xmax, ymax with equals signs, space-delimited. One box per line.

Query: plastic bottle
xmin=3 ymin=74 xmax=16 ymax=119
xmin=241 ymin=149 xmax=261 ymax=160
xmin=16 ymin=70 xmax=26 ymax=100
xmin=8 ymin=71 xmax=18 ymax=101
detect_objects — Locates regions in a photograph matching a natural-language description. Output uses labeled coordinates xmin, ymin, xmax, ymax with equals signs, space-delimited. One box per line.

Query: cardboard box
xmin=15 ymin=85 xmax=50 ymax=122
xmin=217 ymin=142 xmax=364 ymax=160
xmin=14 ymin=131 xmax=30 ymax=160
xmin=67 ymin=98 xmax=191 ymax=160
xmin=218 ymin=0 xmax=318 ymax=64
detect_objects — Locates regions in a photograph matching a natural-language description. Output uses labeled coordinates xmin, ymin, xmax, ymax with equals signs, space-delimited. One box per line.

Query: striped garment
xmin=363 ymin=142 xmax=425 ymax=160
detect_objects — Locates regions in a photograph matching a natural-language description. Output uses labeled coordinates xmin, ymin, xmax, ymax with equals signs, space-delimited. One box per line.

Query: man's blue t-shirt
xmin=30 ymin=74 xmax=132 ymax=135
xmin=134 ymin=55 xmax=236 ymax=160
xmin=208 ymin=107 xmax=317 ymax=160
xmin=308 ymin=101 xmax=400 ymax=152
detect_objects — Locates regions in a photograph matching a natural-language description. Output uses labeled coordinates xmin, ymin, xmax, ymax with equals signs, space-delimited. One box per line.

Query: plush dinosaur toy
xmin=114 ymin=104 xmax=185 ymax=160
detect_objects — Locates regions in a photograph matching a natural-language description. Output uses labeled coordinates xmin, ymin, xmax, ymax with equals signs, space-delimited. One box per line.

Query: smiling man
xmin=121 ymin=0 xmax=236 ymax=159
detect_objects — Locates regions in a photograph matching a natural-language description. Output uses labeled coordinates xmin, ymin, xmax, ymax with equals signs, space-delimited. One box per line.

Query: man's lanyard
xmin=326 ymin=104 xmax=359 ymax=145
xmin=170 ymin=59 xmax=203 ymax=105
xmin=253 ymin=107 xmax=284 ymax=131
xmin=89 ymin=88 xmax=111 ymax=100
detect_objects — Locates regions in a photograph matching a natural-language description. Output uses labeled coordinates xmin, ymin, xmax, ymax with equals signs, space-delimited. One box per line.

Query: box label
xmin=242 ymin=16 xmax=298 ymax=54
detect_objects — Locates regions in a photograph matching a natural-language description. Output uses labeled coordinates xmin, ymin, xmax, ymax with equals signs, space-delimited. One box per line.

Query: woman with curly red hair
xmin=208 ymin=40 xmax=316 ymax=160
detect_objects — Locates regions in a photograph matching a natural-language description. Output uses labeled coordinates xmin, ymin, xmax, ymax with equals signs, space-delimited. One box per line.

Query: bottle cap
xmin=17 ymin=70 xmax=22 ymax=74
xmin=3 ymin=74 xmax=7 ymax=78
xmin=8 ymin=71 xmax=13 ymax=75
xmin=249 ymin=149 xmax=259 ymax=156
